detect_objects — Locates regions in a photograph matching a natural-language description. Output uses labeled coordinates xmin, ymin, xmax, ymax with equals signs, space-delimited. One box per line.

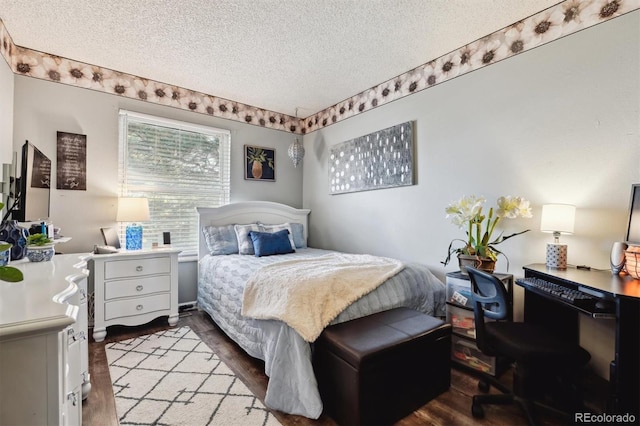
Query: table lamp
xmin=116 ymin=197 xmax=150 ymax=250
xmin=540 ymin=204 xmax=576 ymax=269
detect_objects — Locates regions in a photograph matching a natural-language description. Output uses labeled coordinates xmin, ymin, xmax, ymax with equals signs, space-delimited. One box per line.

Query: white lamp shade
xmin=540 ymin=204 xmax=576 ymax=234
xmin=116 ymin=197 xmax=150 ymax=222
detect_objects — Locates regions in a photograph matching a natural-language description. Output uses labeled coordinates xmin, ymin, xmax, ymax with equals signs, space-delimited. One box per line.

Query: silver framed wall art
xmin=329 ymin=121 xmax=414 ymax=195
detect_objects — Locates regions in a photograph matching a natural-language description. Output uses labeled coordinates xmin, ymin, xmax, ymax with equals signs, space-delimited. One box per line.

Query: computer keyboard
xmin=517 ymin=277 xmax=597 ymax=308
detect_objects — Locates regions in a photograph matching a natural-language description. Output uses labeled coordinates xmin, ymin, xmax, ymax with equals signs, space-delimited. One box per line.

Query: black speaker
xmin=163 ymin=231 xmax=171 ymax=245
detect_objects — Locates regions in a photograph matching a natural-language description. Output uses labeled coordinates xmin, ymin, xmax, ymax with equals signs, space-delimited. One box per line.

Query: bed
xmin=196 ymin=201 xmax=446 ymax=419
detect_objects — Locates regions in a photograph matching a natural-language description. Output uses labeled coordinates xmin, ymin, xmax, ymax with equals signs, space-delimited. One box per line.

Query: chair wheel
xmin=471 ymin=401 xmax=485 ymax=419
xmin=478 ymin=379 xmax=490 ymax=393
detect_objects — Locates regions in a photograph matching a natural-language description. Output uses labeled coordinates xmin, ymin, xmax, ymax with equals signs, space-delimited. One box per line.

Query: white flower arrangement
xmin=443 ymin=195 xmax=533 ymax=267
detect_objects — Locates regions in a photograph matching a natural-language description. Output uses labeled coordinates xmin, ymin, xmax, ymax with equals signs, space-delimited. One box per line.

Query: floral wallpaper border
xmin=0 ymin=0 xmax=638 ymax=135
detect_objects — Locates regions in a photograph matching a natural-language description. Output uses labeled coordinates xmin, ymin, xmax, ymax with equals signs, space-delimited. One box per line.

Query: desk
xmin=518 ymin=264 xmax=640 ymax=416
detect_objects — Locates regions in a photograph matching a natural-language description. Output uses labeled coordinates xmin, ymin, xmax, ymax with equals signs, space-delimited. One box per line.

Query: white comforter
xmin=197 ymin=248 xmax=446 ymax=418
xmin=242 ymin=253 xmax=404 ymax=342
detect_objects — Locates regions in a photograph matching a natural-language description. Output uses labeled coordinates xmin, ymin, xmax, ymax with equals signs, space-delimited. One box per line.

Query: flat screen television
xmin=13 ymin=141 xmax=51 ymax=222
xmin=625 ymin=183 xmax=640 ymax=245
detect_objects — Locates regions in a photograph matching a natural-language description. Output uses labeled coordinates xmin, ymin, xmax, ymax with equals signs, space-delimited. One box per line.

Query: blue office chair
xmin=467 ymin=267 xmax=591 ymax=425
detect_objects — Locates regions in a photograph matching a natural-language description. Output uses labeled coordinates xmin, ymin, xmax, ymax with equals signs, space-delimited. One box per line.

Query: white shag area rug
xmin=106 ymin=326 xmax=281 ymax=426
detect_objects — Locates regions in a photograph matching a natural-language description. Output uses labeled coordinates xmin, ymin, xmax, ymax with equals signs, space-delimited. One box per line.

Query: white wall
xmin=12 ymin=77 xmax=303 ymax=254
xmin=11 ymin=77 xmax=303 ymax=304
xmin=5 ymin=10 xmax=639 ymax=377
xmin=0 ymin=55 xmax=13 ymax=165
xmin=0 ymin=56 xmax=14 ymax=223
xmin=302 ymin=12 xmax=640 ymax=378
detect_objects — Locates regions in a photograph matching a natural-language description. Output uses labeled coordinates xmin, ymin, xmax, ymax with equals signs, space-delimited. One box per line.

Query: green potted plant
xmin=442 ymin=195 xmax=533 ymax=274
xmin=26 ymin=233 xmax=55 ymax=262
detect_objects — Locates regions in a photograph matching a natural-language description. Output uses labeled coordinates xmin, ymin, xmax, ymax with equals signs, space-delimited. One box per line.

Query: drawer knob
xmin=136 ymin=266 xmax=144 ymax=272
xmin=136 ymin=285 xmax=144 ymax=291
xmin=136 ymin=304 xmax=144 ymax=311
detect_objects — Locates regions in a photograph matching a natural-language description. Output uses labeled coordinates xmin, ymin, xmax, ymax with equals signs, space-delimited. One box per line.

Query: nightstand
xmin=89 ymin=248 xmax=181 ymax=342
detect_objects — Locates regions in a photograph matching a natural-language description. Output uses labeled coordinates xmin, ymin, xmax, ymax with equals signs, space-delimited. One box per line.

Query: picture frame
xmin=56 ymin=131 xmax=87 ymax=190
xmin=244 ymin=145 xmax=275 ymax=181
xmin=328 ymin=121 xmax=414 ymax=195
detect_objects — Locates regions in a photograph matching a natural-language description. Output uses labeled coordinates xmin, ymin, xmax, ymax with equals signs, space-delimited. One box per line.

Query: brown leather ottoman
xmin=313 ymin=307 xmax=451 ymax=426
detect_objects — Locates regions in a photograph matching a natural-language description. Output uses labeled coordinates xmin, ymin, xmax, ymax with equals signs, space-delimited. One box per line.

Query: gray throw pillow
xmin=202 ymin=225 xmax=238 ymax=255
xmin=290 ymin=222 xmax=307 ymax=248
xmin=234 ymin=223 xmax=261 ymax=255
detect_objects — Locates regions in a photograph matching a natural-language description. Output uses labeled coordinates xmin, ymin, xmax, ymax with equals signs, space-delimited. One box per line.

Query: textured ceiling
xmin=0 ymin=0 xmax=561 ymax=117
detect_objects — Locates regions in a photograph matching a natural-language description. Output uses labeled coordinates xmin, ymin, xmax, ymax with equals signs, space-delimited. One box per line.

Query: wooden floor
xmin=82 ymin=310 xmax=607 ymax=426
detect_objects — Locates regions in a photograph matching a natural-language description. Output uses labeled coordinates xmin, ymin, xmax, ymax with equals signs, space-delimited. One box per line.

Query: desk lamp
xmin=116 ymin=197 xmax=150 ymax=250
xmin=540 ymin=204 xmax=576 ymax=269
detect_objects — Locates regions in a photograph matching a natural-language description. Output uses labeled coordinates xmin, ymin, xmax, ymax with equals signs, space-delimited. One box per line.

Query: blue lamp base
xmin=125 ymin=223 xmax=143 ymax=250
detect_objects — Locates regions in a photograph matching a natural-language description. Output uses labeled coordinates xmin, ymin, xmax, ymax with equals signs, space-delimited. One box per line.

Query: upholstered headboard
xmin=197 ymin=201 xmax=311 ymax=261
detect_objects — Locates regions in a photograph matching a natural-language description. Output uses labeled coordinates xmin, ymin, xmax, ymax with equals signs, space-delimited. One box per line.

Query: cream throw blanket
xmin=241 ymin=253 xmax=404 ymax=342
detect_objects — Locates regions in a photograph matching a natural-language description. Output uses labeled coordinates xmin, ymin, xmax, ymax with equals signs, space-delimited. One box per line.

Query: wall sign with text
xmin=31 ymin=147 xmax=51 ymax=188
xmin=57 ymin=131 xmax=87 ymax=190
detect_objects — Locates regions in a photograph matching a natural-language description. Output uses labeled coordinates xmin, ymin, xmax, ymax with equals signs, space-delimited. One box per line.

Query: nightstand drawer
xmin=104 ymin=275 xmax=171 ymax=300
xmin=105 ymin=256 xmax=170 ymax=279
xmin=104 ymin=293 xmax=171 ymax=320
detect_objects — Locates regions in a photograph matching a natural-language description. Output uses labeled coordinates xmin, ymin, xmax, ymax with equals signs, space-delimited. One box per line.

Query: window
xmin=118 ymin=110 xmax=230 ymax=256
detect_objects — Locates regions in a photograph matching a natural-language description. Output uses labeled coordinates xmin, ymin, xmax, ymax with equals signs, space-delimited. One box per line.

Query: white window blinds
xmin=118 ymin=110 xmax=230 ymax=256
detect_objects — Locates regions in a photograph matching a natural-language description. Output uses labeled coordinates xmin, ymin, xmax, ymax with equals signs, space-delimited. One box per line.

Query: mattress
xmin=197 ymin=247 xmax=446 ymax=418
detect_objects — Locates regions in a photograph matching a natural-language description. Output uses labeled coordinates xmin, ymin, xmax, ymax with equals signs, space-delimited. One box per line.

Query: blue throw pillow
xmin=259 ymin=223 xmax=296 ymax=250
xmin=249 ymin=229 xmax=295 ymax=257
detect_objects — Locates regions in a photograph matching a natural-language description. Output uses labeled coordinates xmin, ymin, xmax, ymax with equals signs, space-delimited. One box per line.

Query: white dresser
xmin=89 ymin=248 xmax=180 ymax=342
xmin=0 ymin=254 xmax=90 ymax=426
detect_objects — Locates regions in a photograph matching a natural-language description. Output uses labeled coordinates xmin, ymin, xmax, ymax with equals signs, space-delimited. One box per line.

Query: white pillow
xmin=234 ymin=223 xmax=261 ymax=255
xmin=260 ymin=223 xmax=296 ymax=251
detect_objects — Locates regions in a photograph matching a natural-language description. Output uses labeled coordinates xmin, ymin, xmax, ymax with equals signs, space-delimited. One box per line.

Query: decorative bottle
xmin=0 ymin=220 xmax=29 ymax=260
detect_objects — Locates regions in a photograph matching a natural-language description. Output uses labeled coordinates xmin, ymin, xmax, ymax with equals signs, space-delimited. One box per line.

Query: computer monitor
xmin=100 ymin=227 xmax=121 ymax=249
xmin=625 ymin=184 xmax=640 ymax=245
